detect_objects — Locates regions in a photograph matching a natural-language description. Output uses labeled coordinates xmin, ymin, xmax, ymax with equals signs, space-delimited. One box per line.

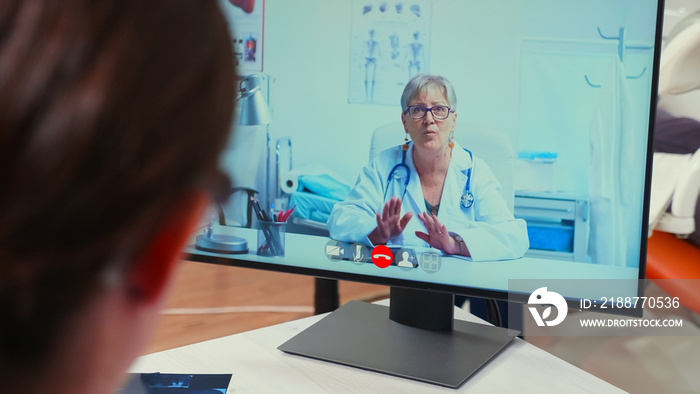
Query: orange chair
xmin=646 ymin=231 xmax=700 ymax=316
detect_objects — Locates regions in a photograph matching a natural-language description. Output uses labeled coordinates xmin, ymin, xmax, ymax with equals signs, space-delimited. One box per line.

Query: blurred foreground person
xmin=0 ymin=1 xmax=236 ymax=393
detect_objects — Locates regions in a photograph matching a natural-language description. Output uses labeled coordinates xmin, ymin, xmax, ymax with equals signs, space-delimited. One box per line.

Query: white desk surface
xmin=130 ymin=301 xmax=623 ymax=393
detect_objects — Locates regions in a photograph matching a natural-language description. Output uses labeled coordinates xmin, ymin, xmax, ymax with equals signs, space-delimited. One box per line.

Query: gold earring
xmin=403 ymin=134 xmax=409 ymax=151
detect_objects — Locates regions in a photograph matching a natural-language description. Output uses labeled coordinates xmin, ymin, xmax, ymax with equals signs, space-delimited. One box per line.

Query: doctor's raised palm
xmin=367 ymin=198 xmax=461 ymax=255
xmin=368 ymin=197 xmax=413 ymax=245
xmin=415 ymin=212 xmax=462 ymax=255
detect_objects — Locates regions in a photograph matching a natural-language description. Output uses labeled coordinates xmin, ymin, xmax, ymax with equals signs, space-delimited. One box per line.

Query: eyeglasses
xmin=404 ymin=105 xmax=453 ymax=120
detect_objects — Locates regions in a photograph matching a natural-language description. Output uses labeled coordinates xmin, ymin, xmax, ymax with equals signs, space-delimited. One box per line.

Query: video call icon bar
xmin=323 ymin=239 xmax=441 ymax=273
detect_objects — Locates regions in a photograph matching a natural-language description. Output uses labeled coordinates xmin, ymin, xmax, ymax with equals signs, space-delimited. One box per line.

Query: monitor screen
xmin=209 ymin=0 xmax=662 ymax=315
xmin=199 ymin=0 xmax=665 ymax=386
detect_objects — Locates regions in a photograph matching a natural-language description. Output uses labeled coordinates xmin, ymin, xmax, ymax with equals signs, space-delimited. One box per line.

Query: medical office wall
xmin=262 ymin=0 xmax=525 ymax=185
xmin=244 ymin=0 xmax=658 ymax=267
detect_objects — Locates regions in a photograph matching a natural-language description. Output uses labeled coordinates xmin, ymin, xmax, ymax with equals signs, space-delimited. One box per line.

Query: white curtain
xmin=588 ymin=57 xmax=646 ymax=267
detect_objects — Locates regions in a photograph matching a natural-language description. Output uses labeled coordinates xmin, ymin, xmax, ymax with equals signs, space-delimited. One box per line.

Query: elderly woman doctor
xmin=328 ymin=74 xmax=529 ymax=261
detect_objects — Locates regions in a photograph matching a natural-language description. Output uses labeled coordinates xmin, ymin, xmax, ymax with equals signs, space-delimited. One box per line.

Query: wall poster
xmin=348 ymin=0 xmax=433 ymax=106
xmin=219 ymin=0 xmax=265 ymax=74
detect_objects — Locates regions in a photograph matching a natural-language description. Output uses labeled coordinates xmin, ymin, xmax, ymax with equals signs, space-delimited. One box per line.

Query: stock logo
xmin=527 ymin=287 xmax=568 ymax=327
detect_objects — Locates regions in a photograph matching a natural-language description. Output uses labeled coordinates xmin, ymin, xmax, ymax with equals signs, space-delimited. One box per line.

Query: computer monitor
xmin=197 ymin=0 xmax=664 ymax=388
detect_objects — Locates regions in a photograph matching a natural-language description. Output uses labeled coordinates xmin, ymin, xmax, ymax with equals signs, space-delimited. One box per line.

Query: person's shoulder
xmin=472 ymin=155 xmax=491 ymax=170
xmin=452 ymin=143 xmax=475 ymax=167
xmin=452 ymin=144 xmax=494 ymax=173
xmin=373 ymin=145 xmax=404 ymax=165
xmin=472 ymin=156 xmax=497 ymax=180
xmin=361 ymin=145 xmax=403 ymax=181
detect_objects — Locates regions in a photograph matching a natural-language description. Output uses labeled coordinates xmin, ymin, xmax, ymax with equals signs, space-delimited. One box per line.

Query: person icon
xmin=397 ymin=250 xmax=414 ymax=268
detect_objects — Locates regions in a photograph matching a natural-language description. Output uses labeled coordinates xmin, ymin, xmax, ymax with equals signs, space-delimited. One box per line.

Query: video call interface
xmin=216 ymin=0 xmax=662 ymax=302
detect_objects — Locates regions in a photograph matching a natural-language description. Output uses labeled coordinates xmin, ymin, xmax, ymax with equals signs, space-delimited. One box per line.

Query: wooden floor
xmin=145 ymin=260 xmax=389 ymax=354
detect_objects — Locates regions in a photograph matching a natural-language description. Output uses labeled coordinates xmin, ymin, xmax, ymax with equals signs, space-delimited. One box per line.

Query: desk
xmin=185 ymin=226 xmax=640 ymax=303
xmin=130 ymin=301 xmax=623 ymax=392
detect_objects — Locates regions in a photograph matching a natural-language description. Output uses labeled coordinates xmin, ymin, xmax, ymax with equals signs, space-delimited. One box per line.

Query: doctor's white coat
xmin=327 ymin=143 xmax=529 ymax=261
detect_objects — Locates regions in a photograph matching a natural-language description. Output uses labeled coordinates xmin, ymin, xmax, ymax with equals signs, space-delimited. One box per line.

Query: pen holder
xmin=257 ymin=220 xmax=286 ymax=257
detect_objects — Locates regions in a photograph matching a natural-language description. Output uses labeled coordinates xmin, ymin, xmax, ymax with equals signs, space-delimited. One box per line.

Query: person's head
xmin=0 ymin=1 xmax=235 ymax=392
xmin=400 ymin=74 xmax=458 ymax=154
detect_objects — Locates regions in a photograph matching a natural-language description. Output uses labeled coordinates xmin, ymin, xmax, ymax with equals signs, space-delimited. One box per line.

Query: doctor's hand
xmin=415 ymin=212 xmax=461 ymax=255
xmin=368 ymin=197 xmax=413 ymax=245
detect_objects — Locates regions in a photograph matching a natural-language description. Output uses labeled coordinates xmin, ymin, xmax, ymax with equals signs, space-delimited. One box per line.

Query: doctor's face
xmin=401 ymin=84 xmax=457 ymax=155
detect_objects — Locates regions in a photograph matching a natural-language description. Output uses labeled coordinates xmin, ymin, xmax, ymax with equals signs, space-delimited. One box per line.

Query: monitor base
xmin=195 ymin=234 xmax=248 ymax=254
xmin=278 ymin=296 xmax=518 ymax=388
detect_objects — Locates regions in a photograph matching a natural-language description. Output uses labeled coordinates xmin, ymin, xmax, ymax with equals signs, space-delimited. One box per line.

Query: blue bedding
xmin=297 ymin=174 xmax=351 ymax=201
xmin=288 ymin=174 xmax=351 ymax=223
xmin=289 ymin=191 xmax=339 ymax=224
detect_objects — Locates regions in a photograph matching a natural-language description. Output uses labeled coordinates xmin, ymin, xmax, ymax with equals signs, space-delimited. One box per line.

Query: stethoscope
xmin=385 ymin=144 xmax=475 ymax=209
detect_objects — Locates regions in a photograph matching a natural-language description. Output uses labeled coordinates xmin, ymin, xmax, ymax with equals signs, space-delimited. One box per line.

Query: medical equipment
xmin=658 ymin=10 xmax=700 ymax=95
xmin=653 ymin=10 xmax=700 ymax=236
xmin=461 ymin=150 xmax=474 ymax=209
xmin=385 ymin=144 xmax=475 ymax=209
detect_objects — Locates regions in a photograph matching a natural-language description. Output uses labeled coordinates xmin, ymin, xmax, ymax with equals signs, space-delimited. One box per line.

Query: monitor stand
xmin=278 ymin=287 xmax=518 ymax=388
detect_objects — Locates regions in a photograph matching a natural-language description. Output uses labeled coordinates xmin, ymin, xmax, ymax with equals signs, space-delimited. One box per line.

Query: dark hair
xmin=0 ymin=0 xmax=235 ymax=369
